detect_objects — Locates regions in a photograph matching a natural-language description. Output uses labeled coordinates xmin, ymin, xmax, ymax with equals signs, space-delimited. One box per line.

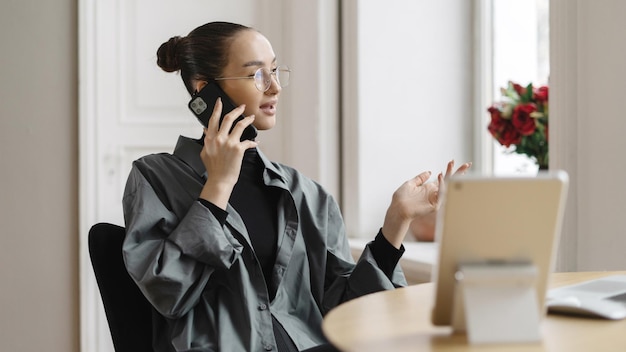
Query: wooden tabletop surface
xmin=322 ymin=271 xmax=626 ymax=352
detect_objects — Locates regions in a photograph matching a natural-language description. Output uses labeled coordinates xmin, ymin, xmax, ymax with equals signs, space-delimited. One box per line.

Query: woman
xmin=122 ymin=21 xmax=469 ymax=352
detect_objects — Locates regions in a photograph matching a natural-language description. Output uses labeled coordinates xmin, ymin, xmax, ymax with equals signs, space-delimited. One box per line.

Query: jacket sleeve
xmin=122 ymin=165 xmax=244 ymax=319
xmin=320 ymin=196 xmax=407 ymax=314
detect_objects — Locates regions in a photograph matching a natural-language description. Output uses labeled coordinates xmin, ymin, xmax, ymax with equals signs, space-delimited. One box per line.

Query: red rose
xmin=512 ymin=103 xmax=537 ymax=136
xmin=534 ymin=86 xmax=548 ymax=104
xmin=487 ymin=106 xmax=505 ymax=134
xmin=498 ymin=122 xmax=522 ymax=147
xmin=488 ymin=106 xmax=521 ymax=147
xmin=488 ymin=106 xmax=502 ymax=121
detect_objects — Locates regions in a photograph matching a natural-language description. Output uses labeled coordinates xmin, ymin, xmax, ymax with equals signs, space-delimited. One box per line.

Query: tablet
xmin=431 ymin=171 xmax=569 ymax=327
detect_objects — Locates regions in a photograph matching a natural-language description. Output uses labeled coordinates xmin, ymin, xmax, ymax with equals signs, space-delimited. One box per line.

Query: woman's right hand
xmin=198 ymin=98 xmax=258 ymax=209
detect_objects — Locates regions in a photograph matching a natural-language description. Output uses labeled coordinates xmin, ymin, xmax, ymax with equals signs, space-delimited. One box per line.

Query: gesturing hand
xmin=381 ymin=171 xmax=440 ymax=248
xmin=391 ymin=171 xmax=440 ymax=220
xmin=383 ymin=160 xmax=472 ymax=247
xmin=408 ymin=160 xmax=472 ymax=242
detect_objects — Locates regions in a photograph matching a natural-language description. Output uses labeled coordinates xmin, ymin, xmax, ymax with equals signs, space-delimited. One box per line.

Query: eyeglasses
xmin=214 ymin=65 xmax=291 ymax=92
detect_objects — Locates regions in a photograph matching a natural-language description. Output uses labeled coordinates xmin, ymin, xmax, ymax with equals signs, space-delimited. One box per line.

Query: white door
xmin=79 ymin=1 xmax=292 ymax=351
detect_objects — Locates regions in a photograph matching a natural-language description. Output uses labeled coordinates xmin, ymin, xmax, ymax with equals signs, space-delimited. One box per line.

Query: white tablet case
xmin=430 ymin=171 xmax=569 ymax=343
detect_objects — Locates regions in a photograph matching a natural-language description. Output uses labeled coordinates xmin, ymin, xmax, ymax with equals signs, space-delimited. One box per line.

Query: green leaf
xmin=521 ymin=83 xmax=533 ymax=103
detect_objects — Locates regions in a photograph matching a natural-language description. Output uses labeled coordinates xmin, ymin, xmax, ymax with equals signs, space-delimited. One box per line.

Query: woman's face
xmin=218 ymin=30 xmax=282 ymax=131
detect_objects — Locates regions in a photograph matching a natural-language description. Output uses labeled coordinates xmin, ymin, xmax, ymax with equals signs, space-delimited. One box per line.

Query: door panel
xmin=81 ymin=1 xmax=285 ymax=351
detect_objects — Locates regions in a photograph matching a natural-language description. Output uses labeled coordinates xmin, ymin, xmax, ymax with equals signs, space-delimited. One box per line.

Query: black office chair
xmin=88 ymin=222 xmax=154 ymax=352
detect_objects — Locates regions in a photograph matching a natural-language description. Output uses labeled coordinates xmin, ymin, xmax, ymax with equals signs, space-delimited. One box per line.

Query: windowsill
xmin=349 ymin=238 xmax=439 ymax=285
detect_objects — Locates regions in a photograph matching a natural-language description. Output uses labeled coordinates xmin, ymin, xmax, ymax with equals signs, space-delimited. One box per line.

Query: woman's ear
xmin=193 ymin=80 xmax=209 ymax=93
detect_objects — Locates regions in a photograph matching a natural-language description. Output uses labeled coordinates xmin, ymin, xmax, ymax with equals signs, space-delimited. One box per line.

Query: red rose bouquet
xmin=487 ymin=81 xmax=549 ymax=169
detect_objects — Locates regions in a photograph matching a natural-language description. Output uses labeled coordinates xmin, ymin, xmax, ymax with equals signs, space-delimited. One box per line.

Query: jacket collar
xmin=172 ymin=135 xmax=285 ymax=183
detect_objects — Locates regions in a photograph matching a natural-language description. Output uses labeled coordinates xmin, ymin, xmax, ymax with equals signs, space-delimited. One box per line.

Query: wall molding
xmin=550 ymin=0 xmax=580 ymax=272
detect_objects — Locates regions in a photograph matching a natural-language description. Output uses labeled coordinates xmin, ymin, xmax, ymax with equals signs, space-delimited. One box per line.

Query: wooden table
xmin=322 ymin=271 xmax=626 ymax=352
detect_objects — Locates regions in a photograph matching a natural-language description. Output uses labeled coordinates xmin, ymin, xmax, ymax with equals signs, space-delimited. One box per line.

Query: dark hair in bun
xmin=156 ymin=36 xmax=184 ymax=73
xmin=156 ymin=21 xmax=251 ymax=94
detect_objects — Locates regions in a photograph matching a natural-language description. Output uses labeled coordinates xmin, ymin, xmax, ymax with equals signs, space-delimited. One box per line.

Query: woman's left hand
xmin=409 ymin=160 xmax=471 ymax=241
xmin=383 ymin=160 xmax=471 ymax=247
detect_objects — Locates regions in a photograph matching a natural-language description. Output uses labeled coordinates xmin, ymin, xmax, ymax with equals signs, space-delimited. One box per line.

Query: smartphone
xmin=188 ymin=83 xmax=257 ymax=141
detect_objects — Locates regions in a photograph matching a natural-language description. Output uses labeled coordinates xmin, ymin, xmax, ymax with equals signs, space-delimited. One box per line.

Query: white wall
xmin=342 ymin=0 xmax=473 ymax=238
xmin=0 ymin=0 xmax=79 ymax=351
xmin=551 ymin=0 xmax=626 ymax=271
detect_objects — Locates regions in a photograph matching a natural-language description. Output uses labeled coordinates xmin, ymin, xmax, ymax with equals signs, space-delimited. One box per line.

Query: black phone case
xmin=188 ymin=83 xmax=257 ymax=141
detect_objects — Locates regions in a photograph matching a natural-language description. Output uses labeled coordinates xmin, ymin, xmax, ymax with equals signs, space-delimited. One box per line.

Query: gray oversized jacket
xmin=122 ymin=136 xmax=407 ymax=351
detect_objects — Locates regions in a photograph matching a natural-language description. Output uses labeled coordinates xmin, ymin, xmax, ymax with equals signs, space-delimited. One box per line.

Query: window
xmin=491 ymin=0 xmax=549 ymax=175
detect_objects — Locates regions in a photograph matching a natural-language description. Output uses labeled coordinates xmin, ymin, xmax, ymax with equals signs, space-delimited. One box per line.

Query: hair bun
xmin=157 ymin=36 xmax=183 ymax=72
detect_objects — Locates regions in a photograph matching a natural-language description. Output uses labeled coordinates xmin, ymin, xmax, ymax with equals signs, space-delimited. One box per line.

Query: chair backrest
xmin=88 ymin=222 xmax=153 ymax=352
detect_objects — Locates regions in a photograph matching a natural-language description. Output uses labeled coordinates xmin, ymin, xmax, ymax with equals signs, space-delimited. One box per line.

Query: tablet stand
xmin=451 ymin=262 xmax=541 ymax=344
